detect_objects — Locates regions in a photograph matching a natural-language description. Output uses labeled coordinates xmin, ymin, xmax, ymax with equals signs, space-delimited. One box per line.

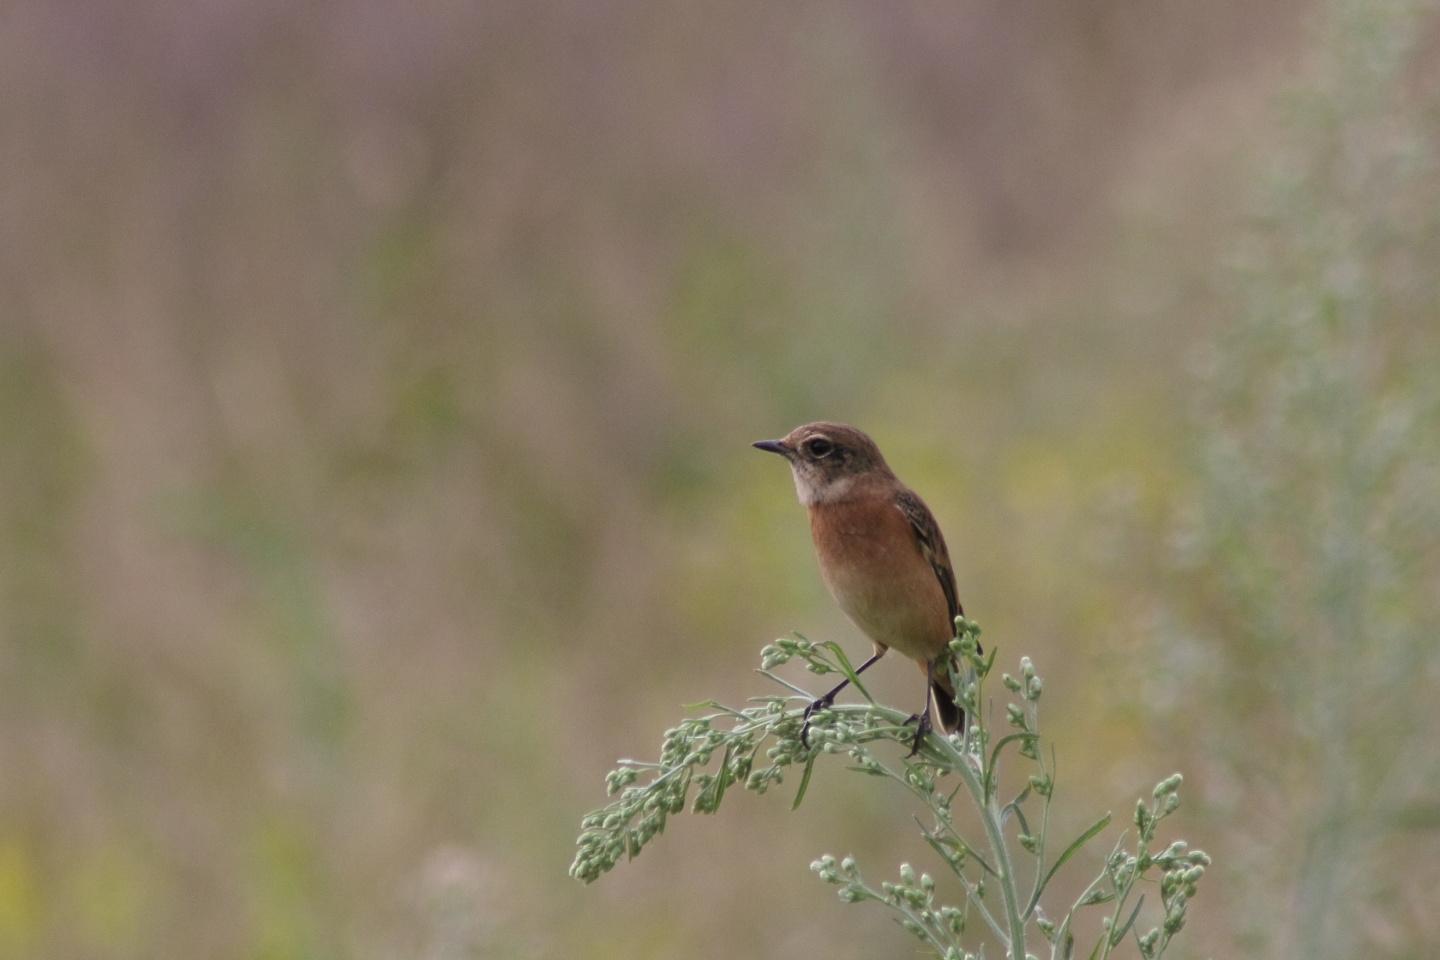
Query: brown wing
xmin=893 ymin=487 xmax=963 ymax=623
xmin=894 ymin=486 xmax=970 ymax=732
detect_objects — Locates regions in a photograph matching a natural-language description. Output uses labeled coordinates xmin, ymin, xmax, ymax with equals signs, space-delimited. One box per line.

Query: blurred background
xmin=2 ymin=0 xmax=1438 ymax=956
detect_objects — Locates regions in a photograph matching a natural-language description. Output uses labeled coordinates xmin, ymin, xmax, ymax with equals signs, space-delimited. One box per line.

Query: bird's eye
xmin=804 ymin=437 xmax=835 ymax=459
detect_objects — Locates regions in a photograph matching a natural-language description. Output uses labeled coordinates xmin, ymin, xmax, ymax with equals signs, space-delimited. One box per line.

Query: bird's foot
xmin=800 ymin=695 xmax=836 ymax=748
xmin=904 ymin=711 xmax=933 ymax=758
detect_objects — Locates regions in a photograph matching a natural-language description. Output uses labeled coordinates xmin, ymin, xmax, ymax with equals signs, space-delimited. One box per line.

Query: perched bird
xmin=753 ymin=422 xmax=971 ymax=752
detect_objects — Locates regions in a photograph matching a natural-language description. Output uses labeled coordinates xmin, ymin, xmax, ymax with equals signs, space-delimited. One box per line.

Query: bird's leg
xmin=905 ymin=660 xmax=939 ymax=758
xmin=906 ymin=710 xmax=933 ymax=758
xmin=801 ymin=651 xmax=883 ymax=747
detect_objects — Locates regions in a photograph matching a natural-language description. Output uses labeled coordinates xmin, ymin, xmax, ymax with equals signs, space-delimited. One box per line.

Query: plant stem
xmin=929 ymin=731 xmax=1029 ymax=958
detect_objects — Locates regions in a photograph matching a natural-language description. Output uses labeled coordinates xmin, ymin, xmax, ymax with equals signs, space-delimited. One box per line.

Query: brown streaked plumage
xmin=753 ymin=421 xmax=971 ymax=751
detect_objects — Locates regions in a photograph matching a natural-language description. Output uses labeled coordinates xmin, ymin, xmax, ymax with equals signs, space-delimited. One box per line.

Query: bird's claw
xmin=904 ymin=711 xmax=933 ymax=758
xmin=800 ymin=695 xmax=835 ymax=748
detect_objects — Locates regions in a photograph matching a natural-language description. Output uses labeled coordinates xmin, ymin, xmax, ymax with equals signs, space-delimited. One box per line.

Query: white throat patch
xmin=792 ymin=469 xmax=854 ymax=506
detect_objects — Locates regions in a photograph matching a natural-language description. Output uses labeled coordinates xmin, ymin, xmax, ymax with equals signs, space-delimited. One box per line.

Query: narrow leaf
xmin=1005 ymin=797 xmax=1033 ymax=836
xmin=711 ymin=746 xmax=734 ymax=812
xmin=756 ymin=670 xmax=815 ymax=698
xmin=820 ymin=641 xmax=874 ymax=703
xmin=987 ymin=732 xmax=1039 ymax=778
xmin=1111 ymin=894 xmax=1146 ymax=946
xmin=1032 ymin=813 xmax=1112 ymax=908
xmin=792 ymin=755 xmax=817 ymax=809
xmin=846 ymin=765 xmax=891 ymax=777
xmin=920 ymin=822 xmax=996 ymax=877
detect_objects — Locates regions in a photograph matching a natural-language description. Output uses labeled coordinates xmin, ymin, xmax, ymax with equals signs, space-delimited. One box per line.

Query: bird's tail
xmin=930 ymin=671 xmax=963 ymax=733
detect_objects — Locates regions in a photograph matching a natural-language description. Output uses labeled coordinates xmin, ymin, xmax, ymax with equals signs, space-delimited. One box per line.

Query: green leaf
xmin=919 ymin=824 xmax=995 ymax=878
xmin=1003 ymin=792 xmax=1034 ymax=834
xmin=819 ymin=640 xmax=874 ymax=704
xmin=1029 ymin=813 xmax=1114 ymax=914
xmin=711 ymin=746 xmax=734 ymax=811
xmin=987 ymin=732 xmax=1039 ymax=781
xmin=792 ymin=755 xmax=818 ymax=809
xmin=1110 ymin=894 xmax=1146 ymax=946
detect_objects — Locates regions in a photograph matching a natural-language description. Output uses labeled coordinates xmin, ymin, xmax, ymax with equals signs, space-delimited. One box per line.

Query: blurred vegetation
xmin=1136 ymin=0 xmax=1440 ymax=957
xmin=0 ymin=0 xmax=1435 ymax=957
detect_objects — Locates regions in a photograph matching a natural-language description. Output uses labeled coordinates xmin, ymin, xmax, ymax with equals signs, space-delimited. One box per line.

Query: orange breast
xmin=807 ymin=496 xmax=952 ymax=666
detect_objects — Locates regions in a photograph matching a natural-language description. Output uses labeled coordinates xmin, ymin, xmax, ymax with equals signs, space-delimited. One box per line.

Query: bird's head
xmin=752 ymin=421 xmax=894 ymax=505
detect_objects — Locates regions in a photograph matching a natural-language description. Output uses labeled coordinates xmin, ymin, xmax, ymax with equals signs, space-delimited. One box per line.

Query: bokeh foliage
xmin=1141 ymin=0 xmax=1440 ymax=956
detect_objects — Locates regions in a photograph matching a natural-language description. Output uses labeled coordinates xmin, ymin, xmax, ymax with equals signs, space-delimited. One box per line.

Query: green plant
xmin=1140 ymin=0 xmax=1440 ymax=955
xmin=571 ymin=619 xmax=1208 ymax=960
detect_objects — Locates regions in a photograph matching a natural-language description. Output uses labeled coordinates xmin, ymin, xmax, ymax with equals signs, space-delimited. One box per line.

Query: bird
xmin=753 ymin=421 xmax=971 ymax=754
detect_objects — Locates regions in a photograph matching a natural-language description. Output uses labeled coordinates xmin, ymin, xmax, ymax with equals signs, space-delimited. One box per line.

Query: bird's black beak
xmin=752 ymin=439 xmax=787 ymax=455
